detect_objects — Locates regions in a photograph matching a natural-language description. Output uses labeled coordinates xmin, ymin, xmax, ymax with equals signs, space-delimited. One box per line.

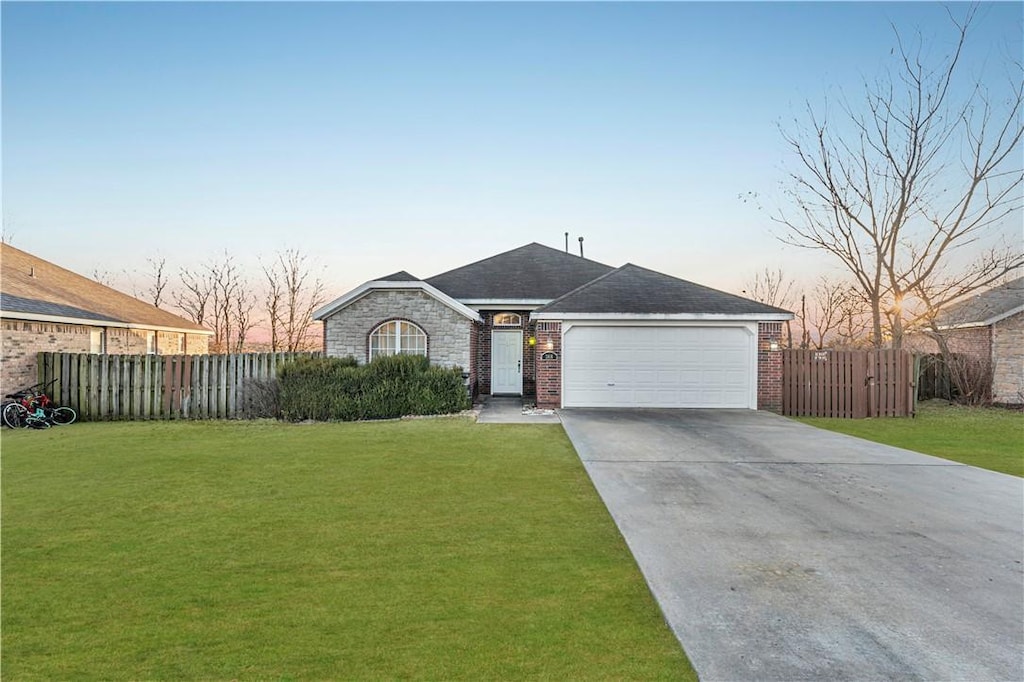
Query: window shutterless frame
xmin=492 ymin=312 xmax=522 ymax=327
xmin=369 ymin=320 xmax=428 ymax=360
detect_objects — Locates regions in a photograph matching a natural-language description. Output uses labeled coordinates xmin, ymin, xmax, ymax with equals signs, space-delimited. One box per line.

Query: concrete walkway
xmin=560 ymin=408 xmax=1024 ymax=682
xmin=475 ymin=396 xmax=561 ymax=424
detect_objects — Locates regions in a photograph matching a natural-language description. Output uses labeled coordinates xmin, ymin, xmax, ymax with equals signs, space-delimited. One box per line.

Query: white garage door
xmin=562 ymin=325 xmax=755 ymax=408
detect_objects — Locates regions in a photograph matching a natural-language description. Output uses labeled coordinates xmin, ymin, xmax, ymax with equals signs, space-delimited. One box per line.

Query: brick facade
xmin=757 ymin=322 xmax=784 ymax=412
xmin=0 ymin=320 xmax=209 ymax=394
xmin=991 ymin=312 xmax=1023 ymax=404
xmin=322 ymin=289 xmax=473 ymax=371
xmin=905 ymin=312 xmax=1022 ymax=405
xmin=474 ymin=310 xmax=536 ymax=398
xmin=535 ymin=322 xmax=562 ymax=409
xmin=527 ymin=320 xmax=786 ymax=411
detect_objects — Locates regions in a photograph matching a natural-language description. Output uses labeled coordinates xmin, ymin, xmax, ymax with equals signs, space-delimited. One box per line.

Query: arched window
xmin=493 ymin=312 xmax=522 ymax=327
xmin=369 ymin=320 xmax=427 ymax=360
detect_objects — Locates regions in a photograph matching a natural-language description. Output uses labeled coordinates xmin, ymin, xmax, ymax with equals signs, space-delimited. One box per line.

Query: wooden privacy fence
xmin=782 ymin=349 xmax=916 ymax=418
xmin=37 ymin=352 xmax=319 ymax=421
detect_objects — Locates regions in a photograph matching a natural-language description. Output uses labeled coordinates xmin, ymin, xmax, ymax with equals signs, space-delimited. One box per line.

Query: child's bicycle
xmin=2 ymin=379 xmax=77 ymax=429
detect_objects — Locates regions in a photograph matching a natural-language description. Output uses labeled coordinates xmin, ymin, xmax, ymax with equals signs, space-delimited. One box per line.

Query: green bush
xmin=277 ymin=354 xmax=470 ymax=421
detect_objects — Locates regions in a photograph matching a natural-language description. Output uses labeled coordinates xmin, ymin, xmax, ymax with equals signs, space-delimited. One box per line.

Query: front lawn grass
xmin=797 ymin=400 xmax=1023 ymax=476
xmin=2 ymin=419 xmax=695 ymax=681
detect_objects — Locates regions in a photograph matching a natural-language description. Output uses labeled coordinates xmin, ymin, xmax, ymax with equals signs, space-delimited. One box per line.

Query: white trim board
xmin=533 ymin=312 xmax=793 ymax=322
xmin=0 ymin=310 xmax=213 ymax=335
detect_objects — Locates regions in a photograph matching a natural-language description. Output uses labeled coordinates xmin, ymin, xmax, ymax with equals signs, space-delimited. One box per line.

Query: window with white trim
xmin=493 ymin=312 xmax=522 ymax=327
xmin=369 ymin=320 xmax=427 ymax=360
xmin=90 ymin=328 xmax=106 ymax=354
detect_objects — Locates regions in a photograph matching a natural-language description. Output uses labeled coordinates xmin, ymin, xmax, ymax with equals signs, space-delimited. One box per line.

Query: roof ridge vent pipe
xmin=565 ymin=231 xmax=569 ymax=253
xmin=578 ymin=236 xmax=584 ymax=258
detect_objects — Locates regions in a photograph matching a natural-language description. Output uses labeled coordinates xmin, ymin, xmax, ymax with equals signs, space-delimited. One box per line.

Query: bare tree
xmin=92 ymin=268 xmax=115 ymax=287
xmin=233 ymin=288 xmax=256 ymax=353
xmin=129 ymin=256 xmax=170 ymax=309
xmin=261 ymin=248 xmax=326 ymax=352
xmin=744 ymin=267 xmax=796 ymax=309
xmin=175 ymin=266 xmax=213 ymax=327
xmin=206 ymin=251 xmax=254 ymax=353
xmin=776 ymin=7 xmax=1023 ymax=349
xmin=174 ymin=252 xmax=254 ymax=352
xmin=263 ymin=265 xmax=284 ymax=352
xmin=142 ymin=256 xmax=169 ymax=309
xmin=744 ymin=267 xmax=797 ymax=347
xmin=800 ymin=276 xmax=869 ymax=349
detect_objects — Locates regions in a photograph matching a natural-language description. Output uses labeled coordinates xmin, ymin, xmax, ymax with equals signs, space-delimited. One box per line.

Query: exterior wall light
xmin=528 ymin=336 xmax=537 ymax=346
xmin=769 ymin=342 xmax=780 ymax=351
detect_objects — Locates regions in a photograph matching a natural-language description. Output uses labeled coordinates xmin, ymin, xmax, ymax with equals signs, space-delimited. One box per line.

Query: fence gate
xmin=782 ymin=349 xmax=915 ymax=418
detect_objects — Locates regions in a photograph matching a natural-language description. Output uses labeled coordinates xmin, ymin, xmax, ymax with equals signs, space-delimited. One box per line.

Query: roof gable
xmin=936 ymin=277 xmax=1024 ymax=328
xmin=376 ymin=271 xmax=420 ymax=282
xmin=0 ymin=243 xmax=210 ymax=332
xmin=534 ymin=263 xmax=793 ymax=317
xmin=425 ymin=242 xmax=614 ymax=301
xmin=312 ymin=279 xmax=482 ymax=322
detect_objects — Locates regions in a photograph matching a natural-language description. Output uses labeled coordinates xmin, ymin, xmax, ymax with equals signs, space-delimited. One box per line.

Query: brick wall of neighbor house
xmin=757 ymin=322 xmax=784 ymax=412
xmin=943 ymin=326 xmax=992 ymax=357
xmin=322 ymin=289 xmax=472 ymax=370
xmin=535 ymin=322 xmax=562 ymax=409
xmin=183 ymin=333 xmax=210 ymax=355
xmin=475 ymin=310 xmax=535 ymax=397
xmin=1 ymin=320 xmax=93 ymax=393
xmin=105 ymin=328 xmax=151 ymax=354
xmin=1 ymin=322 xmax=210 ymax=394
xmin=992 ymin=311 xmax=1023 ymax=404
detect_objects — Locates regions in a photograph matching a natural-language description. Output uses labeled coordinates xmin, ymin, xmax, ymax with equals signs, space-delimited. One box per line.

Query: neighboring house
xmin=1 ymin=243 xmax=212 ymax=392
xmin=314 ymin=242 xmax=793 ymax=411
xmin=918 ymin=278 xmax=1023 ymax=405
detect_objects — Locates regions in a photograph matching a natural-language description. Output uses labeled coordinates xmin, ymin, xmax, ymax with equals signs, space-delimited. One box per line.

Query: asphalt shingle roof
xmin=426 ymin=242 xmax=614 ymax=301
xmin=375 ymin=271 xmax=420 ymax=282
xmin=936 ymin=277 xmax=1024 ymax=327
xmin=0 ymin=293 xmax=122 ymax=322
xmin=0 ymin=243 xmax=210 ymax=332
xmin=535 ymin=263 xmax=793 ymax=316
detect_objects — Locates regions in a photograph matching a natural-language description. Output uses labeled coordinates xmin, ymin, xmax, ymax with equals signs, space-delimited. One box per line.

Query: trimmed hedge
xmin=277 ymin=354 xmax=470 ymax=421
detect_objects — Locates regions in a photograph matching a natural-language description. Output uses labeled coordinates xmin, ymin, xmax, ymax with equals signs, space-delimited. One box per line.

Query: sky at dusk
xmin=3 ymin=1 xmax=1022 ymax=305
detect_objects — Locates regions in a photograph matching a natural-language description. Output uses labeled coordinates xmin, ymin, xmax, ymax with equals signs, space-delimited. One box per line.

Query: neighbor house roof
xmin=935 ymin=277 xmax=1024 ymax=329
xmin=533 ymin=264 xmax=794 ymax=320
xmin=0 ymin=243 xmax=211 ymax=333
xmin=426 ymin=242 xmax=615 ymax=303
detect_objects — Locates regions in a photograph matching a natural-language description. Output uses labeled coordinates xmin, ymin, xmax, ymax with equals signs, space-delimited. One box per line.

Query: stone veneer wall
xmin=322 ymin=289 xmax=472 ymax=370
xmin=992 ymin=311 xmax=1023 ymax=404
xmin=757 ymin=322 xmax=784 ymax=412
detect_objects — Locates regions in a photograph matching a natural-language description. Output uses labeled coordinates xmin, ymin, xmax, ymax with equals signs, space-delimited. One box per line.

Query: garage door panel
xmin=563 ymin=326 xmax=754 ymax=408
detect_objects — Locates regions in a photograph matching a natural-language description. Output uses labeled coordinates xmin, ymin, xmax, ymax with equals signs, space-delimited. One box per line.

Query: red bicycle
xmin=2 ymin=380 xmax=77 ymax=429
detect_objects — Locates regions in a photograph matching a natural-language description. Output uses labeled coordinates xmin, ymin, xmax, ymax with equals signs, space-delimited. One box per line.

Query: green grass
xmin=796 ymin=400 xmax=1024 ymax=476
xmin=2 ymin=418 xmax=695 ymax=681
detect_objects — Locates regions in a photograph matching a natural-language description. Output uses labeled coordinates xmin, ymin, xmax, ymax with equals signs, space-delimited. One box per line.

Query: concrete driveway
xmin=559 ymin=409 xmax=1023 ymax=682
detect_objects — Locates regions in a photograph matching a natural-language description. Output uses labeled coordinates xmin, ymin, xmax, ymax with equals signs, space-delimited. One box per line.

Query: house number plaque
xmin=541 ymin=351 xmax=558 ymax=361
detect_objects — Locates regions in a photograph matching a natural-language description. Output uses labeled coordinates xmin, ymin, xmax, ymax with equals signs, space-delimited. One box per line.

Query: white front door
xmin=491 ymin=330 xmax=523 ymax=395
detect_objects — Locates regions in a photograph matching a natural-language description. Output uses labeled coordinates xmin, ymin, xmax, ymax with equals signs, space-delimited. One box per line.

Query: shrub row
xmin=277 ymin=354 xmax=470 ymax=421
